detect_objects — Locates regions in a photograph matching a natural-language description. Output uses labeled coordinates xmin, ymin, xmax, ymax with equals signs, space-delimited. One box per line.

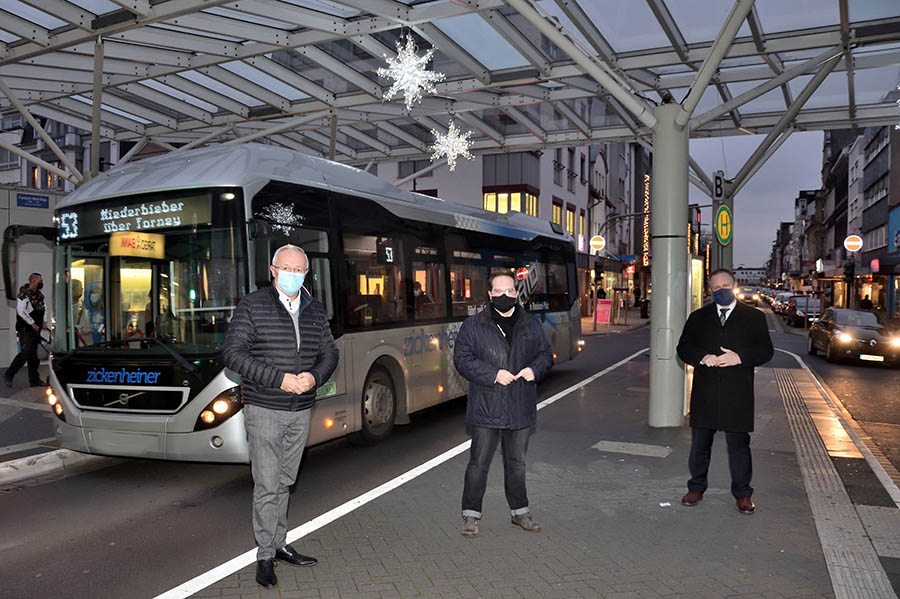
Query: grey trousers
xmin=244 ymin=403 xmax=311 ymax=560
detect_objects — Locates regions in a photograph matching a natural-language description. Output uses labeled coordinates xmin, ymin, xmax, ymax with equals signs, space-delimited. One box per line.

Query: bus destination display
xmin=58 ymin=194 xmax=212 ymax=240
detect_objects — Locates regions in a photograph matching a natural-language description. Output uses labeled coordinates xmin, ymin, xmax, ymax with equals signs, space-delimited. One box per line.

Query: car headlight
xmin=838 ymin=333 xmax=852 ymax=343
xmin=738 ymin=293 xmax=744 ymax=299
xmin=753 ymin=294 xmax=759 ymax=300
xmin=892 ymin=338 xmax=900 ymax=347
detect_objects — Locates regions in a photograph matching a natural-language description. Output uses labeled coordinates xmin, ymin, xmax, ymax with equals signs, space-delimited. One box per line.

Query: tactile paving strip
xmin=775 ymin=368 xmax=897 ymax=599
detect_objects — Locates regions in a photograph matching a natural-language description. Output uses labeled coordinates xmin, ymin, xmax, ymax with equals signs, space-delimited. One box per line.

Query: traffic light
xmin=689 ymin=205 xmax=701 ymax=227
xmin=594 ymin=260 xmax=603 ymax=283
xmin=843 ymin=260 xmax=855 ymax=283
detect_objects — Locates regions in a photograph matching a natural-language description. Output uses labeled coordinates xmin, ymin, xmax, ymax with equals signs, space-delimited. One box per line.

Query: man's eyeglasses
xmin=273 ymin=265 xmax=309 ymax=274
xmin=489 ymin=288 xmax=517 ymax=297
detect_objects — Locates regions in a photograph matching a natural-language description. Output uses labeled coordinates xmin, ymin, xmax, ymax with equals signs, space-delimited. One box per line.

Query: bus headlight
xmin=194 ymin=389 xmax=242 ymax=431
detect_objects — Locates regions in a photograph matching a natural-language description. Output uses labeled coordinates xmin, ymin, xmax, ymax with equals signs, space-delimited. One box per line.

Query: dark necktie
xmin=720 ymin=308 xmax=728 ymax=326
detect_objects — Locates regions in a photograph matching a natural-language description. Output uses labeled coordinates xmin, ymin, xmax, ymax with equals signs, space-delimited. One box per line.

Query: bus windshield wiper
xmin=143 ymin=337 xmax=199 ymax=374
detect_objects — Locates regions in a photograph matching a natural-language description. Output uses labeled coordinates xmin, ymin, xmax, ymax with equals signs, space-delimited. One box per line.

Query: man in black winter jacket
xmin=453 ymin=271 xmax=553 ymax=538
xmin=222 ymin=244 xmax=338 ymax=589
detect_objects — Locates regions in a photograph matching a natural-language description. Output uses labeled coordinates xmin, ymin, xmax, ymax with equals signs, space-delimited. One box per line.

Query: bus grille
xmin=70 ymin=387 xmax=188 ymax=413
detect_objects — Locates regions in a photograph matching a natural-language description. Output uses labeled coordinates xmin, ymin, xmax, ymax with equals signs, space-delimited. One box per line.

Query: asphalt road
xmin=765 ymin=303 xmax=900 ymax=475
xmin=0 ymin=327 xmax=649 ymax=599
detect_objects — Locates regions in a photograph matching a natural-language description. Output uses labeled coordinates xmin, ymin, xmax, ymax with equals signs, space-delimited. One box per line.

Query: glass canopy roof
xmin=0 ymin=0 xmax=898 ymax=166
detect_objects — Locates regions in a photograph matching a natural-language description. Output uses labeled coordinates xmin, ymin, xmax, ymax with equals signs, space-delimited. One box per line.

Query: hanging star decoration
xmin=430 ymin=120 xmax=474 ymax=171
xmin=258 ymin=203 xmax=303 ymax=236
xmin=377 ymin=34 xmax=445 ymax=111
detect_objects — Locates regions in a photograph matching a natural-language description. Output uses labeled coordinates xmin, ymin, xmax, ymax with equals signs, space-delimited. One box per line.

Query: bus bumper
xmin=55 ymin=411 xmax=250 ymax=463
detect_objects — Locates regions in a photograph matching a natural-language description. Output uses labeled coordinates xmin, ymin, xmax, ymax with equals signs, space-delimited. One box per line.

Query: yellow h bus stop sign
xmin=715 ymin=205 xmax=733 ymax=246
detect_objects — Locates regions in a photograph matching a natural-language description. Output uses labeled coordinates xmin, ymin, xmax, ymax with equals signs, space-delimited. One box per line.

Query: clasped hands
xmin=494 ymin=367 xmax=535 ymax=386
xmin=280 ymin=372 xmax=316 ymax=394
xmin=700 ymin=347 xmax=741 ymax=368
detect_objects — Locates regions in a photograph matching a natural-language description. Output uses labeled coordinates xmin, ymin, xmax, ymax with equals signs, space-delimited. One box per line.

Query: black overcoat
xmin=676 ymin=302 xmax=773 ymax=432
xmin=453 ymin=306 xmax=553 ymax=430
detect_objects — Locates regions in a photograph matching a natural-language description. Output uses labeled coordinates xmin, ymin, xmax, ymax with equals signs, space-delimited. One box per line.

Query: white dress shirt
xmin=275 ymin=284 xmax=301 ymax=314
xmin=717 ymin=299 xmax=738 ymax=324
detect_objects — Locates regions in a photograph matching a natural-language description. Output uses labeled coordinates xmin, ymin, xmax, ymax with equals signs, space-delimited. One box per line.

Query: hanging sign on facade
xmin=843 ymin=234 xmax=863 ymax=253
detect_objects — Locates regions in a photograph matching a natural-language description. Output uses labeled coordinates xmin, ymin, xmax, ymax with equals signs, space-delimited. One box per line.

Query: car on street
xmin=808 ymin=308 xmax=900 ymax=365
xmin=783 ymin=295 xmax=822 ymax=327
xmin=736 ymin=286 xmax=760 ymax=306
xmin=774 ymin=291 xmax=795 ymax=314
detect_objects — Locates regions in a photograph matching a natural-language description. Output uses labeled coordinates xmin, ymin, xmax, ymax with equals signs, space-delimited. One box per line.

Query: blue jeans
xmin=462 ymin=425 xmax=534 ymax=519
xmin=244 ymin=404 xmax=311 ymax=560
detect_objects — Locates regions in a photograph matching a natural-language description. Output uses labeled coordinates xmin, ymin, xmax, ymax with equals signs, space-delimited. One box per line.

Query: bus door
xmin=66 ymin=249 xmax=109 ymax=348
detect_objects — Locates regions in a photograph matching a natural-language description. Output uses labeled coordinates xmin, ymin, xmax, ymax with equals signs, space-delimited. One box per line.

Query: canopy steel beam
xmin=414 ymin=23 xmax=491 ymax=85
xmin=0 ymin=9 xmax=50 ymax=47
xmin=199 ymin=65 xmax=291 ymax=112
xmin=506 ymin=0 xmax=657 ymax=129
xmin=91 ymin=37 xmax=103 ymax=178
xmin=455 ymin=111 xmax=505 ymax=145
xmin=690 ymin=45 xmax=843 ymax=129
xmin=839 ymin=0 xmax=856 ymax=123
xmin=0 ymin=139 xmax=80 ymax=185
xmin=501 ymin=106 xmax=546 ymax=142
xmin=374 ymin=121 xmax=429 ymax=152
xmin=341 ymin=126 xmax=391 ymax=155
xmin=119 ymin=82 xmax=213 ymax=124
xmin=396 ymin=159 xmax=447 ymax=186
xmin=676 ymin=0 xmax=755 ymax=127
xmin=733 ymin=54 xmax=842 ymax=190
xmin=553 ymin=0 xmax=616 ymax=65
xmin=114 ymin=137 xmax=148 ymax=166
xmin=234 ymin=0 xmax=347 ymax=34
xmin=245 ymin=56 xmax=335 ymax=105
xmin=18 ymin=0 xmax=95 ymax=31
xmin=270 ymin=133 xmax=323 ymax=156
xmin=224 ymin=110 xmax=331 ymax=145
xmin=29 ymin=104 xmax=116 ymax=139
xmin=553 ymin=101 xmax=591 ymax=139
xmin=111 ymin=26 xmax=241 ymax=58
xmin=745 ymin=5 xmax=794 ymax=109
xmin=412 ymin=116 xmax=447 ymax=135
xmin=52 ymin=97 xmax=146 ymax=134
xmin=171 ymin=124 xmax=232 ymax=153
xmin=157 ymin=74 xmax=250 ymax=117
xmin=646 ymin=0 xmax=689 ymax=62
xmin=0 ymin=77 xmax=84 ymax=182
xmin=63 ymin=40 xmax=193 ymax=68
xmin=688 ymin=156 xmax=713 ymax=194
xmin=481 ymin=9 xmax=550 ymax=77
xmin=110 ymin=0 xmax=151 ymax=15
xmin=732 ymin=127 xmax=794 ymax=197
xmin=304 ymin=129 xmax=356 ymax=159
xmin=85 ymin=91 xmax=177 ymax=129
xmin=689 ymin=174 xmax=713 ymax=198
xmin=293 ymin=46 xmax=382 ymax=99
xmin=164 ymin=13 xmax=292 ymax=47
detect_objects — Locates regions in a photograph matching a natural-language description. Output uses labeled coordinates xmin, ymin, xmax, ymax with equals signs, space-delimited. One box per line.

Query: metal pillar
xmin=328 ymin=114 xmax=338 ymax=161
xmin=721 ymin=184 xmax=734 ymax=271
xmin=648 ymin=103 xmax=689 ymax=428
xmin=91 ymin=36 xmax=103 ymax=179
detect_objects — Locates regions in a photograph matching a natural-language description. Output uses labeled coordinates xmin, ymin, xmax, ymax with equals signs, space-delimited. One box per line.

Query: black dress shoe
xmin=275 ymin=544 xmax=317 ymax=567
xmin=255 ymin=558 xmax=277 ymax=588
xmin=3 ymin=374 xmax=13 ymax=387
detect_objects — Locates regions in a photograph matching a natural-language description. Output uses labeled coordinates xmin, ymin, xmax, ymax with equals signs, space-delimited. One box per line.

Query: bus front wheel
xmin=350 ymin=367 xmax=396 ymax=445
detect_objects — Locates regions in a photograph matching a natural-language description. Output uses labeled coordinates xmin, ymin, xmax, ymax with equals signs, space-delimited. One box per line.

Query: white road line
xmin=0 ymin=437 xmax=56 ymax=457
xmin=776 ymin=348 xmax=900 ymax=508
xmin=154 ymin=347 xmax=650 ymax=599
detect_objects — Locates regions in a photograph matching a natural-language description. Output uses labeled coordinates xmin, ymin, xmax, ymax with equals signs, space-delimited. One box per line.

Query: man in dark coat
xmin=453 ymin=271 xmax=553 ymax=537
xmin=222 ymin=244 xmax=339 ymax=588
xmin=676 ymin=268 xmax=773 ymax=515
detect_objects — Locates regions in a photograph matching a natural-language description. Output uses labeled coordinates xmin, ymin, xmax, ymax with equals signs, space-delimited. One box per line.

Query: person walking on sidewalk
xmin=222 ymin=244 xmax=339 ymax=589
xmin=453 ymin=271 xmax=553 ymax=537
xmin=676 ymin=268 xmax=773 ymax=515
xmin=5 ymin=273 xmax=50 ymax=387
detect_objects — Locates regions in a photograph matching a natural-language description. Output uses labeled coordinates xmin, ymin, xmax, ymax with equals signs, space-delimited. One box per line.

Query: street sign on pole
xmin=713 ymin=170 xmax=725 ymax=201
xmin=843 ymin=234 xmax=863 ymax=253
xmin=714 ymin=205 xmax=733 ymax=246
xmin=589 ymin=235 xmax=606 ymax=252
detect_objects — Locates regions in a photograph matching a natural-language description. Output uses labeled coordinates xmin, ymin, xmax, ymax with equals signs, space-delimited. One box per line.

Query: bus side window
xmin=449 ymin=257 xmax=488 ymax=317
xmin=343 ymin=234 xmax=406 ymax=328
xmin=547 ymin=262 xmax=569 ymax=311
xmin=412 ymin=260 xmax=446 ymax=320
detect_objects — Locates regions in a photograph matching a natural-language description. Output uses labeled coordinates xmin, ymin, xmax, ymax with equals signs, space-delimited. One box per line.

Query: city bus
xmin=3 ymin=143 xmax=581 ymax=462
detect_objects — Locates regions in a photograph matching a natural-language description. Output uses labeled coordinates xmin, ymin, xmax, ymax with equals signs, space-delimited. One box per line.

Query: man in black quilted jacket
xmin=222 ymin=244 xmax=338 ymax=589
xmin=453 ymin=271 xmax=553 ymax=538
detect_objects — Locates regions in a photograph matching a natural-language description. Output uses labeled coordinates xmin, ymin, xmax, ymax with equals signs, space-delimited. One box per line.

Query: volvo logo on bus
xmin=105 ymin=391 xmax=145 ymax=407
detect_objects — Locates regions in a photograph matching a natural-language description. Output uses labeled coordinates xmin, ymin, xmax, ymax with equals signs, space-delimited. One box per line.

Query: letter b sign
xmin=713 ymin=170 xmax=725 ymax=201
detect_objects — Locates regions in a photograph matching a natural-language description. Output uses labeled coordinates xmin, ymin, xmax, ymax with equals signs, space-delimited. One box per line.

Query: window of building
xmin=0 ymin=148 xmax=19 ymax=169
xmin=398 ymin=159 xmax=433 ymax=178
xmin=565 ymin=204 xmax=575 ymax=235
xmin=552 ymin=198 xmax=563 ymax=226
xmin=0 ymin=115 xmax=24 ymax=131
xmin=580 ymin=155 xmax=585 ymax=182
xmin=483 ymin=189 xmax=538 ymax=217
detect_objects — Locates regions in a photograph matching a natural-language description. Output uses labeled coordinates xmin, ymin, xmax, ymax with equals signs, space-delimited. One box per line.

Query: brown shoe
xmin=736 ymin=496 xmax=755 ymax=514
xmin=511 ymin=513 xmax=541 ymax=532
xmin=681 ymin=491 xmax=703 ymax=506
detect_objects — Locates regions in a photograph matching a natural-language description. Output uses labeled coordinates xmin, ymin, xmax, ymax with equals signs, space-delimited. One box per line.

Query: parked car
xmin=783 ymin=295 xmax=822 ymax=327
xmin=808 ymin=308 xmax=900 ymax=365
xmin=774 ymin=292 xmax=794 ymax=314
xmin=736 ymin=286 xmax=760 ymax=306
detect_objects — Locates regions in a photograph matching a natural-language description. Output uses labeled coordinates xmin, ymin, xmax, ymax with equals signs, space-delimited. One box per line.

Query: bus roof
xmin=57 ymin=143 xmax=572 ymax=244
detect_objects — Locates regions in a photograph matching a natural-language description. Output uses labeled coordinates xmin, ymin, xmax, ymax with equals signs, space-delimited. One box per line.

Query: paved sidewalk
xmin=189 ymin=351 xmax=900 ymax=599
xmin=581 ymin=307 xmax=648 ymax=337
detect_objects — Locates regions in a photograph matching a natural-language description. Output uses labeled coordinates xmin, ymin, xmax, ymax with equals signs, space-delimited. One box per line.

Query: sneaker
xmin=461 ymin=516 xmax=479 ymax=537
xmin=511 ymin=513 xmax=541 ymax=532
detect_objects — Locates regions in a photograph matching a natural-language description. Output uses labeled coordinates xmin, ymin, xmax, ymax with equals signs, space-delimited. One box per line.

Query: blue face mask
xmin=277 ymin=271 xmax=304 ymax=295
xmin=712 ymin=288 xmax=734 ymax=306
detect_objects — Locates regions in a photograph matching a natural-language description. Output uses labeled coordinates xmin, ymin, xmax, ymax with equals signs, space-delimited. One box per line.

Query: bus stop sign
xmin=715 ymin=205 xmax=733 ymax=246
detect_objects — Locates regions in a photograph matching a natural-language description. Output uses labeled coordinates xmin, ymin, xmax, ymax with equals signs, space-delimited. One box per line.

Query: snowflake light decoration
xmin=258 ymin=203 xmax=303 ymax=236
xmin=377 ymin=35 xmax=445 ymax=111
xmin=430 ymin=120 xmax=474 ymax=172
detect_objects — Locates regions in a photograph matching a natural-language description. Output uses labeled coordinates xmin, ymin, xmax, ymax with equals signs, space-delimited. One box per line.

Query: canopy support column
xmin=91 ymin=36 xmax=103 ymax=179
xmin=648 ymin=103 xmax=689 ymax=428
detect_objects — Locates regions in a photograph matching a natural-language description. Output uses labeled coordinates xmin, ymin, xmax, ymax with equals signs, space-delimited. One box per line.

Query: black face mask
xmin=36 ymin=282 xmax=43 ymax=290
xmin=491 ymin=294 xmax=517 ymax=312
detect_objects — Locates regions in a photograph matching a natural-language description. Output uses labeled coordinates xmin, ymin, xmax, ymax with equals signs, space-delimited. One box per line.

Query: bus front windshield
xmin=53 ymin=189 xmax=247 ymax=355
